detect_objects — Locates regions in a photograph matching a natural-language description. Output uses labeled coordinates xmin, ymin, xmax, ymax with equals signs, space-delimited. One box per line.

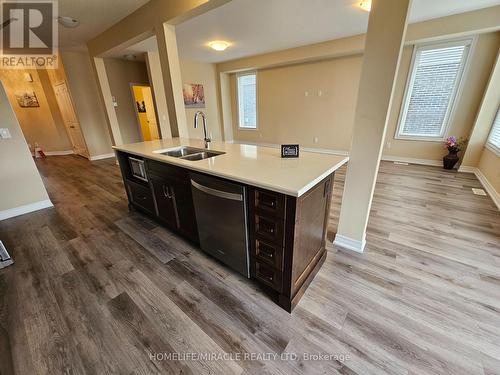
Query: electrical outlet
xmin=0 ymin=128 xmax=11 ymax=139
xmin=386 ymin=141 xmax=391 ymax=149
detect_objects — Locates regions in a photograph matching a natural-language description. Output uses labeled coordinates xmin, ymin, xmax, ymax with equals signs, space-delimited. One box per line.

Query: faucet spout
xmin=194 ymin=111 xmax=211 ymax=148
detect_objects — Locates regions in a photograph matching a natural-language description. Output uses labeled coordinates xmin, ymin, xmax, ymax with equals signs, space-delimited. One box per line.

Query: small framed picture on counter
xmin=281 ymin=144 xmax=299 ymax=158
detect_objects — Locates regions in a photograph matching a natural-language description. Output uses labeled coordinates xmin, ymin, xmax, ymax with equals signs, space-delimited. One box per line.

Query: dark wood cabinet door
xmin=291 ymin=176 xmax=332 ymax=295
xmin=150 ymin=175 xmax=179 ymax=230
xmin=169 ymin=177 xmax=199 ymax=242
xmin=126 ymin=179 xmax=155 ymax=214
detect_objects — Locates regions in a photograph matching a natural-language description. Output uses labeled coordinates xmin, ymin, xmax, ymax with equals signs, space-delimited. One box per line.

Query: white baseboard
xmin=90 ymin=153 xmax=115 ymax=161
xmin=458 ymin=166 xmax=499 ymax=210
xmin=381 ymin=155 xmax=442 ymax=167
xmin=333 ymin=234 xmax=366 ymax=253
xmin=38 ymin=150 xmax=74 ymax=156
xmin=0 ymin=199 xmax=53 ymax=221
xmin=457 ymin=165 xmax=476 ymax=173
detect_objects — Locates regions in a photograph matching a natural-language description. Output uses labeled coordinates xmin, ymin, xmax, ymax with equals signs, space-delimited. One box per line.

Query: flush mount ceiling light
xmin=359 ymin=0 xmax=371 ymax=11
xmin=58 ymin=16 xmax=80 ymax=28
xmin=208 ymin=40 xmax=230 ymax=51
xmin=123 ymin=54 xmax=137 ymax=61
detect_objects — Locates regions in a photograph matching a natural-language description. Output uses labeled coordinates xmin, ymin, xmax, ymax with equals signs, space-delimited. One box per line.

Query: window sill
xmin=394 ymin=135 xmax=446 ymax=142
xmin=238 ymin=126 xmax=258 ymax=131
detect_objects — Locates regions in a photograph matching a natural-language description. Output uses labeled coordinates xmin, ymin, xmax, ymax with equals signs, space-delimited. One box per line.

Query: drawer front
xmin=127 ymin=180 xmax=155 ymax=214
xmin=255 ymin=214 xmax=284 ymax=245
xmin=254 ymin=189 xmax=285 ymax=218
xmin=254 ymin=261 xmax=282 ymax=292
xmin=254 ymin=238 xmax=283 ymax=270
xmin=146 ymin=159 xmax=188 ymax=181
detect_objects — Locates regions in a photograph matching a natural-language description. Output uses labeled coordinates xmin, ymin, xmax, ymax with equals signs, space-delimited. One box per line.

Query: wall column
xmin=155 ymin=23 xmax=188 ymax=138
xmin=334 ymin=0 xmax=412 ymax=252
xmin=145 ymin=50 xmax=173 ymax=139
xmin=218 ymin=72 xmax=233 ymax=142
xmin=460 ymin=53 xmax=500 ymax=169
xmin=93 ymin=57 xmax=124 ymax=146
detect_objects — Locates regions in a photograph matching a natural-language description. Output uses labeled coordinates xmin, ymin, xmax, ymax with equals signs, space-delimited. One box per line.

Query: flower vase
xmin=443 ymin=150 xmax=459 ymax=170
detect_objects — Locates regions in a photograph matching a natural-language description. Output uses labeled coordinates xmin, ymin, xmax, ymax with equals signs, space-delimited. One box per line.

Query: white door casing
xmin=54 ymin=82 xmax=89 ymax=157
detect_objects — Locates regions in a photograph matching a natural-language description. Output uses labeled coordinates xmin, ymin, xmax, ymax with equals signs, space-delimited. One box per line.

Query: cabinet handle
xmin=162 ymin=185 xmax=172 ymax=199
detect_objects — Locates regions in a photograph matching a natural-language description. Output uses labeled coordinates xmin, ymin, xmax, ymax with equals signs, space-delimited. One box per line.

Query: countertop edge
xmin=112 ymin=146 xmax=349 ymax=197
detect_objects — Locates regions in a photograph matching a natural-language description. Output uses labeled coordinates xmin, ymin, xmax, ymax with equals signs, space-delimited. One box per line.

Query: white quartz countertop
xmin=113 ymin=139 xmax=348 ymax=197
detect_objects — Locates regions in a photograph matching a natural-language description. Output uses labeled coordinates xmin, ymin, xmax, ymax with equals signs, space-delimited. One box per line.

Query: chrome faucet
xmin=194 ymin=111 xmax=211 ymax=148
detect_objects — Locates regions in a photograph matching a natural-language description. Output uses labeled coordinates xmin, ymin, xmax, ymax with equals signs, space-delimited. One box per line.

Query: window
xmin=237 ymin=72 xmax=257 ymax=129
xmin=486 ymin=107 xmax=500 ymax=155
xmin=396 ymin=39 xmax=473 ymax=140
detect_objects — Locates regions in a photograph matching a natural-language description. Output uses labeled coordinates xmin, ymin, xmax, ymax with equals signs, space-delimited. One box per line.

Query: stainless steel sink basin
xmin=181 ymin=151 xmax=224 ymax=161
xmin=153 ymin=146 xmax=225 ymax=161
xmin=154 ymin=146 xmax=204 ymax=157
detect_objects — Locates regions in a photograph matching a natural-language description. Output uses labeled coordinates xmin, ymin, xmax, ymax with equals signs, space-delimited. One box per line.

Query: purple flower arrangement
xmin=445 ymin=136 xmax=467 ymax=154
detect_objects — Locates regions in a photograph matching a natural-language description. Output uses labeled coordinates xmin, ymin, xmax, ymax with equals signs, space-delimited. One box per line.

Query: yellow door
xmin=132 ymin=85 xmax=160 ymax=141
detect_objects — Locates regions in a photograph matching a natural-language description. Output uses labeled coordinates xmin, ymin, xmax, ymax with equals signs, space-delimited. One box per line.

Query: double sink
xmin=153 ymin=146 xmax=225 ymax=161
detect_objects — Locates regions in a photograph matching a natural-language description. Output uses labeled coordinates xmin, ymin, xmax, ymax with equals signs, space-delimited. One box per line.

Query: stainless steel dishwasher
xmin=190 ymin=172 xmax=250 ymax=277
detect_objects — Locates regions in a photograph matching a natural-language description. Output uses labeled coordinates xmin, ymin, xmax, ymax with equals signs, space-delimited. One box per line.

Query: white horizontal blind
xmin=486 ymin=108 xmax=500 ymax=154
xmin=398 ymin=41 xmax=470 ymax=139
xmin=237 ymin=73 xmax=257 ymax=129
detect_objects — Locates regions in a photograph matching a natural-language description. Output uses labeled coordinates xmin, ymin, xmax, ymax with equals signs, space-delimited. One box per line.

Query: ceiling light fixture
xmin=208 ymin=40 xmax=230 ymax=51
xmin=123 ymin=54 xmax=137 ymax=61
xmin=58 ymin=16 xmax=80 ymax=28
xmin=359 ymin=0 xmax=371 ymax=12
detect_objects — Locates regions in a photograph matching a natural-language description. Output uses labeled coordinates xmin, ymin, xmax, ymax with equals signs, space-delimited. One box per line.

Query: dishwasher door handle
xmin=191 ymin=179 xmax=243 ymax=201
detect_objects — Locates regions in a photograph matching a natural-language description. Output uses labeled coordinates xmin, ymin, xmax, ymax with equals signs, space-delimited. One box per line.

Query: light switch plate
xmin=0 ymin=128 xmax=11 ymax=139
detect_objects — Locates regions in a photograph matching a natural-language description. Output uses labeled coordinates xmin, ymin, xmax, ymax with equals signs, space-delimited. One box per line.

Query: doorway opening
xmin=53 ymin=81 xmax=89 ymax=157
xmin=131 ymin=84 xmax=160 ymax=141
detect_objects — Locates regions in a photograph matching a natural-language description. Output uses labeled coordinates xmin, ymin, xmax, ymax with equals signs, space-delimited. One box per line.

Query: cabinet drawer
xmin=146 ymin=160 xmax=189 ymax=181
xmin=255 ymin=214 xmax=284 ymax=245
xmin=254 ymin=189 xmax=285 ymax=218
xmin=254 ymin=261 xmax=282 ymax=292
xmin=254 ymin=239 xmax=283 ymax=270
xmin=126 ymin=180 xmax=155 ymax=214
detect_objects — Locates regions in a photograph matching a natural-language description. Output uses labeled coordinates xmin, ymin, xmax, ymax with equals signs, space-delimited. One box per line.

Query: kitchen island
xmin=114 ymin=138 xmax=348 ymax=312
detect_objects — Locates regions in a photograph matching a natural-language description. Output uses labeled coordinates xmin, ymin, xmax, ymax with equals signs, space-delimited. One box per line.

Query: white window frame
xmin=236 ymin=71 xmax=258 ymax=130
xmin=486 ymin=106 xmax=500 ymax=157
xmin=395 ymin=37 xmax=476 ymax=142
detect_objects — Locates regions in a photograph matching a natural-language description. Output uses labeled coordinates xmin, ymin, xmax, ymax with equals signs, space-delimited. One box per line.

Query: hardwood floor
xmin=0 ymin=155 xmax=499 ymax=375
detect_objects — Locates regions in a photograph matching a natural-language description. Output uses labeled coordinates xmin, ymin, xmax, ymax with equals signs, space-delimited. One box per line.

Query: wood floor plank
xmin=0 ymin=155 xmax=498 ymax=375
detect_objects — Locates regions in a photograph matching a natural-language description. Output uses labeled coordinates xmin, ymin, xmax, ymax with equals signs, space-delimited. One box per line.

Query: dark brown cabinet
xmin=147 ymin=161 xmax=198 ymax=242
xmin=126 ymin=179 xmax=155 ymax=214
xmin=150 ymin=174 xmax=179 ymax=229
xmin=249 ymin=175 xmax=333 ymax=312
xmin=117 ymin=150 xmax=334 ymax=313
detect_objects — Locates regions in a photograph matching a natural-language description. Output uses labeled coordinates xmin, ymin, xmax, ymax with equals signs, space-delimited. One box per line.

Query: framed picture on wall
xmin=16 ymin=92 xmax=40 ymax=108
xmin=183 ymin=83 xmax=205 ymax=108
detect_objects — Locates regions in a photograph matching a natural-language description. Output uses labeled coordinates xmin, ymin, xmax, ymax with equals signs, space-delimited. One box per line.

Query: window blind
xmin=487 ymin=108 xmax=500 ymax=154
xmin=398 ymin=41 xmax=470 ymax=139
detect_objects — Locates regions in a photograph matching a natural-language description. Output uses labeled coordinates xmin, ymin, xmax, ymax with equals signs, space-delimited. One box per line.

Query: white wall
xmin=0 ymin=82 xmax=51 ymax=219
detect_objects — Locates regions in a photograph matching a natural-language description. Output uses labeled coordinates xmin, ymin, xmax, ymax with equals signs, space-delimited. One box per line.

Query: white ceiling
xmin=174 ymin=0 xmax=500 ymax=63
xmin=58 ymin=0 xmax=150 ymax=50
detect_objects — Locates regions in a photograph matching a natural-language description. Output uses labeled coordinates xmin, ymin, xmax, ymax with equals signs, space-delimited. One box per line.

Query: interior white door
xmin=54 ymin=82 xmax=89 ymax=157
